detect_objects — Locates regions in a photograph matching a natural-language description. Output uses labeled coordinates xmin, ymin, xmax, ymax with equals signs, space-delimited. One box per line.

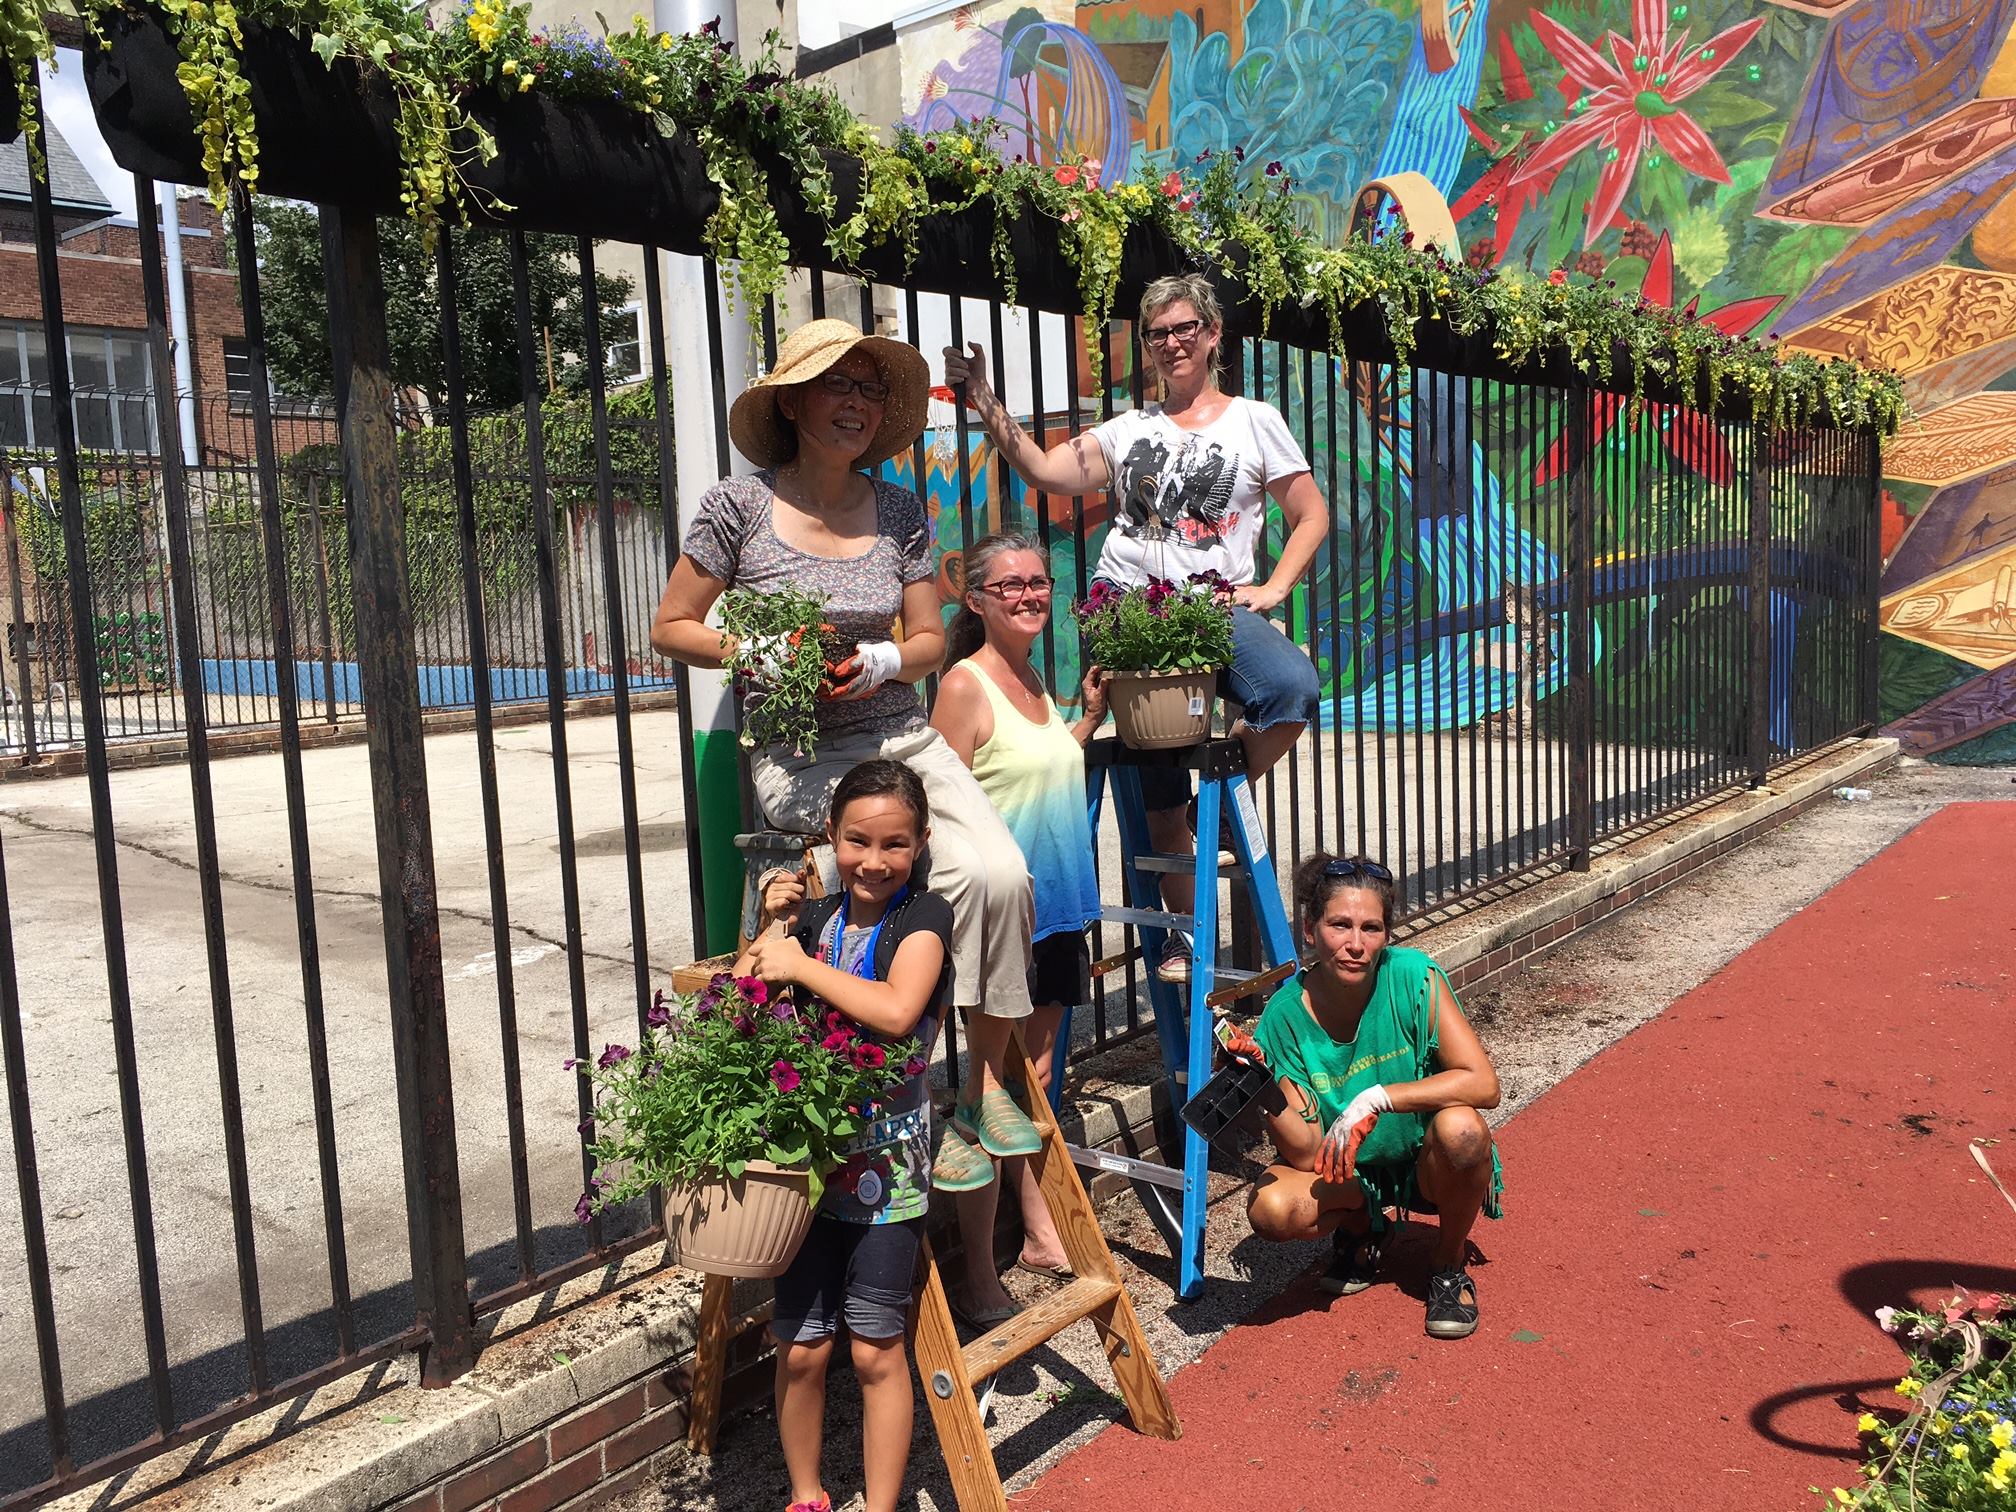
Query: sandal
xmin=1424 ymin=1267 xmax=1480 ymax=1339
xmin=1015 ymin=1256 xmax=1075 ymax=1281
xmin=786 ymin=1498 xmax=830 ymax=1512
xmin=949 ymin=1288 xmax=1021 ymax=1330
xmin=931 ymin=1122 xmax=995 ymax=1192
xmin=1318 ymin=1228 xmax=1382 ymax=1296
xmin=963 ymin=1088 xmax=1042 ymax=1159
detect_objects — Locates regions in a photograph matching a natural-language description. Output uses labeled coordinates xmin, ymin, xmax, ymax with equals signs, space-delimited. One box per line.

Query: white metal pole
xmin=157 ymin=184 xmax=199 ymax=465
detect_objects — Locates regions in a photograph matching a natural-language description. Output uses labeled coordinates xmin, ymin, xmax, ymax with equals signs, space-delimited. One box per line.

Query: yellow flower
xmin=1895 ymin=1377 xmax=1923 ymax=1399
xmin=658 ymin=32 xmax=673 ymax=49
xmin=1993 ymin=1420 xmax=2015 ymax=1450
xmin=1856 ymin=1413 xmax=1880 ymax=1434
xmin=1997 ymin=1448 xmax=2016 ymax=1474
xmin=1831 ymin=1491 xmax=1852 ymax=1506
xmin=1949 ymin=1442 xmax=1970 ymax=1463
xmin=517 ymin=74 xmax=532 ymax=91
xmin=954 ymin=138 xmax=973 ymax=155
xmin=501 ymin=58 xmax=518 ymax=74
xmin=632 ymin=11 xmax=647 ymax=29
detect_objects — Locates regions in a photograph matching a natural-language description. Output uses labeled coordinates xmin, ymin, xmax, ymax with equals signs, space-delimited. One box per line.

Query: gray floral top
xmin=683 ymin=471 xmax=935 ymax=743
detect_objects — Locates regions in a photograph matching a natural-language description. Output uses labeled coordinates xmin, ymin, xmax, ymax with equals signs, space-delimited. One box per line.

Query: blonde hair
xmin=1138 ymin=273 xmax=1225 ymax=388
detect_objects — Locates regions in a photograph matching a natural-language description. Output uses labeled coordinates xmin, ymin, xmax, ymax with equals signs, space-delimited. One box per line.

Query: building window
xmin=606 ymin=304 xmax=644 ymax=383
xmin=222 ymin=338 xmax=328 ymax=415
xmin=0 ymin=321 xmax=156 ymax=454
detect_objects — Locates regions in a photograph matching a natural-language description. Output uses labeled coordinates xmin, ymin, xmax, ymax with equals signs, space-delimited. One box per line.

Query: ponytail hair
xmin=946 ymin=531 xmax=1047 ymax=665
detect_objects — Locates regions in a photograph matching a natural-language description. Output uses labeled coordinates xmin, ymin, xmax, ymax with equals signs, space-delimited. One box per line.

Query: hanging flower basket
xmin=1076 ymin=575 xmax=1237 ymax=752
xmin=84 ymin=9 xmax=405 ymax=211
xmin=1106 ymin=668 xmax=1218 ymax=751
xmin=661 ymin=1159 xmax=814 ymax=1279
xmin=0 ymin=70 xmax=18 ymax=148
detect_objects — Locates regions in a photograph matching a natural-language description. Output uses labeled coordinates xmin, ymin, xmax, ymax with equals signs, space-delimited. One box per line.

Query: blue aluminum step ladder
xmin=1057 ymin=736 xmax=1298 ymax=1301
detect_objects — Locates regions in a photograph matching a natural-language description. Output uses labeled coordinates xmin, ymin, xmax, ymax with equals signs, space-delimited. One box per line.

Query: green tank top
xmin=1253 ymin=946 xmax=1504 ymax=1232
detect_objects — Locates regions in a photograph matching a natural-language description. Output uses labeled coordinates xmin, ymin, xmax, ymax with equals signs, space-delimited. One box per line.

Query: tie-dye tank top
xmin=966 ymin=663 xmax=1103 ymax=944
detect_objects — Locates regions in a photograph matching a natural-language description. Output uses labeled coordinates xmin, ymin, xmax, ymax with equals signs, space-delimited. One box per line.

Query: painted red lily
xmin=1508 ymin=0 xmax=1764 ymax=249
xmin=1534 ymin=232 xmax=1782 ymax=487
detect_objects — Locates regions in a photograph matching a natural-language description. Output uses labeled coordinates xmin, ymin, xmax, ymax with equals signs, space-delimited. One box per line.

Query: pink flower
xmin=851 ymin=1041 xmax=887 ymax=1071
xmin=1507 ymin=0 xmax=1765 ymax=248
xmin=1175 ymin=192 xmax=1198 ymax=213
xmin=770 ymin=1060 xmax=801 ymax=1093
xmin=1160 ymin=170 xmax=1183 ymax=198
xmin=1083 ymin=157 xmax=1103 ymax=189
xmin=1053 ymin=164 xmax=1080 ymax=187
xmin=822 ymin=1029 xmax=855 ymax=1052
xmin=902 ymin=1055 xmax=928 ymax=1078
xmin=735 ymin=976 xmax=768 ymax=1005
xmin=1062 ymin=207 xmax=1080 ymax=223
xmin=1548 ymin=268 xmax=1568 ymax=286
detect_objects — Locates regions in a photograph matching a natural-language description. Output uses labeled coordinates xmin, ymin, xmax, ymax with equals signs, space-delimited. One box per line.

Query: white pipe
xmin=157 ymin=184 xmax=198 ymax=465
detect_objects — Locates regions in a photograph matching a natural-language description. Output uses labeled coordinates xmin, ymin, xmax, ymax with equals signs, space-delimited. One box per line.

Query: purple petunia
xmin=597 ymin=1043 xmax=631 ymax=1069
xmin=902 ymin=1055 xmax=928 ymax=1078
xmin=646 ymin=989 xmax=670 ymax=1028
xmin=770 ymin=1060 xmax=801 ymax=1093
xmin=769 ymin=996 xmax=796 ymax=1021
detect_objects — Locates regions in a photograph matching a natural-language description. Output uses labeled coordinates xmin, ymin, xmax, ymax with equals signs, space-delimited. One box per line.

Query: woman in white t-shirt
xmin=945 ymin=273 xmax=1329 ymax=981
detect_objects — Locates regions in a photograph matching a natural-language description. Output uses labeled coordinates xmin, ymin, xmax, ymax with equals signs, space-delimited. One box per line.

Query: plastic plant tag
xmin=1188 ymin=696 xmax=1206 ymax=716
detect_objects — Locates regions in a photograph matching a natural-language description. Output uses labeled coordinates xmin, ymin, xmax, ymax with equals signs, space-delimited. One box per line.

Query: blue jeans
xmin=1095 ymin=585 xmax=1318 ymax=810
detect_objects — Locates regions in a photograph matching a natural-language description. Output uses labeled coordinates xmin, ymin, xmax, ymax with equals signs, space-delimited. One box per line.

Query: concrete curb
xmin=45 ymin=736 xmax=1898 ymax=1512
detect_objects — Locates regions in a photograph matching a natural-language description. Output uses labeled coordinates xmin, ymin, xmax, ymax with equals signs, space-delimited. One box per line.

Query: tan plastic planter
xmin=663 ymin=1160 xmax=815 ymax=1278
xmin=1108 ymin=668 xmax=1218 ymax=750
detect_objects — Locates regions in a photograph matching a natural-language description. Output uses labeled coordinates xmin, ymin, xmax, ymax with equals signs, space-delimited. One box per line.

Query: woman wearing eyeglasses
xmin=927 ymin=532 xmax=1108 ymax=1324
xmin=945 ymin=272 xmax=1328 ymax=984
xmin=652 ymin=320 xmax=1046 ymax=1179
xmin=1223 ymin=853 xmax=1504 ymax=1339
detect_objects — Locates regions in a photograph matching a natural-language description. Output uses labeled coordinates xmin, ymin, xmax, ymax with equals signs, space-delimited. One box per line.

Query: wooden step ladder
xmin=910 ymin=1027 xmax=1180 ymax=1509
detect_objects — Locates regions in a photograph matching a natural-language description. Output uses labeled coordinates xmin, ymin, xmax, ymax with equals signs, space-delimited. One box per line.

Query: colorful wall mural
xmin=886 ymin=0 xmax=2016 ymax=763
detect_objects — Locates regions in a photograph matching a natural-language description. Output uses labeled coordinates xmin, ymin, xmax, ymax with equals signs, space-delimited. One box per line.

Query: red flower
xmin=851 ymin=1041 xmax=887 ymax=1071
xmin=1053 ymin=164 xmax=1080 ymax=187
xmin=735 ymin=975 xmax=768 ymax=1005
xmin=770 ymin=1059 xmax=801 ymax=1093
xmin=1160 ymin=170 xmax=1183 ymax=198
xmin=822 ymin=1029 xmax=855 ymax=1052
xmin=1548 ymin=268 xmax=1568 ymax=286
xmin=1507 ymin=0 xmax=1765 ymax=249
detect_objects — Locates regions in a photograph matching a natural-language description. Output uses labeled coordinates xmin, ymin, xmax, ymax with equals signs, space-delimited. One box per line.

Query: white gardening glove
xmin=734 ymin=631 xmax=792 ymax=686
xmin=1315 ymin=1084 xmax=1394 ymax=1183
xmin=829 ymin=639 xmax=902 ymax=700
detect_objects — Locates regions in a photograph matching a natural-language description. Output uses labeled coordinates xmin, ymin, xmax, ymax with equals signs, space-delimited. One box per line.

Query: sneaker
xmin=1424 ymin=1267 xmax=1480 ymax=1339
xmin=1156 ymin=936 xmax=1191 ymax=983
xmin=1318 ymin=1228 xmax=1381 ymax=1296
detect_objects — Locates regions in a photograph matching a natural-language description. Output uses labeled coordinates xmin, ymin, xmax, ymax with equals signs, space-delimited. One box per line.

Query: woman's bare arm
xmin=944 ymin=343 xmax=1110 ymax=497
xmin=1382 ymin=975 xmax=1502 ymax=1114
xmin=649 ymin=555 xmax=733 ymax=667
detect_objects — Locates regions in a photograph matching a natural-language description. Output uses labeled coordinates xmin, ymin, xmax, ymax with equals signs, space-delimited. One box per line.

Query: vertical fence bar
xmin=320 ymin=204 xmax=473 ymax=1384
xmin=438 ymin=234 xmax=536 ymax=1285
xmin=644 ymin=251 xmax=711 ymax=950
xmin=138 ymin=177 xmax=268 ymax=1392
xmin=1861 ymin=431 xmax=1881 ymax=733
xmin=510 ymin=233 xmax=600 ymax=1249
xmin=1746 ymin=424 xmax=1772 ymax=787
xmin=29 ymin=97 xmax=176 ymax=1434
xmin=1 ymin=475 xmax=39 ymax=763
xmin=228 ymin=189 xmax=354 ymax=1350
xmin=1566 ymin=389 xmax=1594 ymax=871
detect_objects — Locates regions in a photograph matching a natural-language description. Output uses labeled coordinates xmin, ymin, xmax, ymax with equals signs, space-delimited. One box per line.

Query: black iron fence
xmin=0 ymin=115 xmax=1879 ymax=1512
xmin=0 ymin=393 xmax=678 ymax=755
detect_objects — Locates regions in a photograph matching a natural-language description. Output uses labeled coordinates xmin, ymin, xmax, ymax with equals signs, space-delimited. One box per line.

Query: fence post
xmin=1565 ymin=390 xmax=1594 ymax=871
xmin=319 ymin=204 xmax=474 ymax=1386
xmin=1746 ymin=427 xmax=1773 ymax=786
xmin=1862 ymin=431 xmax=1882 ymax=734
xmin=1 ymin=469 xmax=39 ymax=763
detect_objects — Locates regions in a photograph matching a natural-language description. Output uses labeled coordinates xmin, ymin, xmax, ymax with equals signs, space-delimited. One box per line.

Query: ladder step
xmin=961 ymin=1276 xmax=1122 ymax=1384
xmin=1064 ymin=1143 xmax=1185 ymax=1190
xmin=1100 ymin=904 xmax=1189 ymax=931
xmin=1131 ymin=851 xmax=1244 ymax=876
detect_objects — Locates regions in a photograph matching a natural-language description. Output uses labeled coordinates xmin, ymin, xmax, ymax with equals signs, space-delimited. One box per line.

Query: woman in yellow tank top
xmin=930 ymin=533 xmax=1107 ymax=1326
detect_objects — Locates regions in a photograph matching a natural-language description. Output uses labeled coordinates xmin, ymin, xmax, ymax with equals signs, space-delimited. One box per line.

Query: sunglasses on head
xmin=1322 ymin=857 xmax=1393 ymax=884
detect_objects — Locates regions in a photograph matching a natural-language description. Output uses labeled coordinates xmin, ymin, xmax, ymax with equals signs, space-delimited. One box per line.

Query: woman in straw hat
xmin=651 ymin=318 xmax=1043 ymax=1196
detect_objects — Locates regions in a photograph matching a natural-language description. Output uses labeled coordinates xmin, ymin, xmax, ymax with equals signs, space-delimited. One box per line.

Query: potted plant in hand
xmin=718 ymin=583 xmax=838 ymax=756
xmin=1074 ymin=572 xmax=1235 ymax=750
xmin=574 ymin=973 xmax=924 ymax=1278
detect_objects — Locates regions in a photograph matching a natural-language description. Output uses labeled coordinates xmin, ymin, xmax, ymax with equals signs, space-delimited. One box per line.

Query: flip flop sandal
xmin=966 ymin=1087 xmax=1042 ymax=1159
xmin=786 ymin=1497 xmax=831 ymax=1512
xmin=931 ymin=1122 xmax=995 ymax=1192
xmin=1015 ymin=1257 xmax=1075 ymax=1281
xmin=949 ymin=1289 xmax=1022 ymax=1330
xmin=1424 ymin=1267 xmax=1480 ymax=1339
xmin=1317 ymin=1229 xmax=1382 ymax=1296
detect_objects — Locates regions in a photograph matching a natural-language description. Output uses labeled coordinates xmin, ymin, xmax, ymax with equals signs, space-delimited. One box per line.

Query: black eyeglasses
xmin=976 ymin=575 xmax=1054 ymax=601
xmin=815 ymin=370 xmax=890 ymax=403
xmin=1143 ymin=318 xmax=1205 ymax=348
xmin=1323 ymin=857 xmax=1394 ymax=883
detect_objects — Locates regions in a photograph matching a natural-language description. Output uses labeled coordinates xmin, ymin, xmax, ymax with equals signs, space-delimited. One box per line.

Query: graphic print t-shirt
xmin=1088 ymin=398 xmax=1310 ymax=587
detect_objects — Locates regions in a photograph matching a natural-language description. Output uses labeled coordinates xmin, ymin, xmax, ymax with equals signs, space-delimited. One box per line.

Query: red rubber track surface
xmin=1020 ymin=802 xmax=2016 ymax=1511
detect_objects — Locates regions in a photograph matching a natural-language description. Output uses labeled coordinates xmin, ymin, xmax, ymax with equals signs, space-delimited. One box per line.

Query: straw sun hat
xmin=728 ymin=318 xmax=930 ymax=470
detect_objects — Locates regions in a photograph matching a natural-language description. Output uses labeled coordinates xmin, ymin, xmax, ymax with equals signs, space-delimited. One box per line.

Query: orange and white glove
xmin=1315 ymin=1084 xmax=1393 ymax=1183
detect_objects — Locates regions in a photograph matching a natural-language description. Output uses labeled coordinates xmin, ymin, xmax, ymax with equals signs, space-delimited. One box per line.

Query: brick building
xmin=0 ymin=120 xmax=317 ymax=464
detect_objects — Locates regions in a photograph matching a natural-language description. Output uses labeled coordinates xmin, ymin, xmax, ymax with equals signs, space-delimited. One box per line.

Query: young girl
xmin=737 ymin=759 xmax=953 ymax=1512
xmin=1229 ymin=854 xmax=1505 ymax=1340
xmin=928 ymin=533 xmax=1106 ymax=1324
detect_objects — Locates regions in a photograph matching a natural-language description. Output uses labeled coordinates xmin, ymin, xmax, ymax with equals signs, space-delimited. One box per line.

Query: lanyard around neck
xmin=825 ymin=887 xmax=907 ymax=979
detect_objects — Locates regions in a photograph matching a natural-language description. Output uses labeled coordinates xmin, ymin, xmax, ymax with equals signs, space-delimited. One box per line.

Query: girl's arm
xmin=739 ymin=928 xmax=947 ymax=1038
xmin=928 ymin=663 xmax=993 ymax=767
xmin=1380 ymin=973 xmax=1502 ymax=1114
xmin=944 ymin=344 xmax=1111 ymax=497
xmin=649 ymin=555 xmax=735 ymax=667
xmin=1234 ymin=472 xmax=1331 ymax=613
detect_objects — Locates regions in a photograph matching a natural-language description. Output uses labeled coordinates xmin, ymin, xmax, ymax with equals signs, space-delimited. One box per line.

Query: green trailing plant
xmin=717 ymin=583 xmax=837 ymax=755
xmin=1074 ymin=573 xmax=1236 ymax=675
xmin=574 ymin=973 xmax=925 ymax=1210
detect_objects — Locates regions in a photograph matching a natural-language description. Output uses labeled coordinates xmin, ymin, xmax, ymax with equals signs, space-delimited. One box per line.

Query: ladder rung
xmin=1064 ymin=1142 xmax=1185 ymax=1190
xmin=961 ymin=1277 xmax=1122 ymax=1384
xmin=1204 ymin=960 xmax=1296 ymax=1008
xmin=1131 ymin=851 xmax=1244 ymax=875
xmin=1100 ymin=905 xmax=1189 ymax=931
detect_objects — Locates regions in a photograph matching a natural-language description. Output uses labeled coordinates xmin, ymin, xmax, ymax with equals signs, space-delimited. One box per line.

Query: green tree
xmin=247 ymin=204 xmax=636 ymax=411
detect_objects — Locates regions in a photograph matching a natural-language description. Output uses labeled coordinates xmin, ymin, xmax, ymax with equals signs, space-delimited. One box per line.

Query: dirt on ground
xmin=604 ymin=759 xmax=2014 ymax=1512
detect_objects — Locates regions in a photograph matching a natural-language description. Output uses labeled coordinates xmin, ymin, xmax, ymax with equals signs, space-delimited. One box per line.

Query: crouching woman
xmin=1230 ymin=855 xmax=1505 ymax=1339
